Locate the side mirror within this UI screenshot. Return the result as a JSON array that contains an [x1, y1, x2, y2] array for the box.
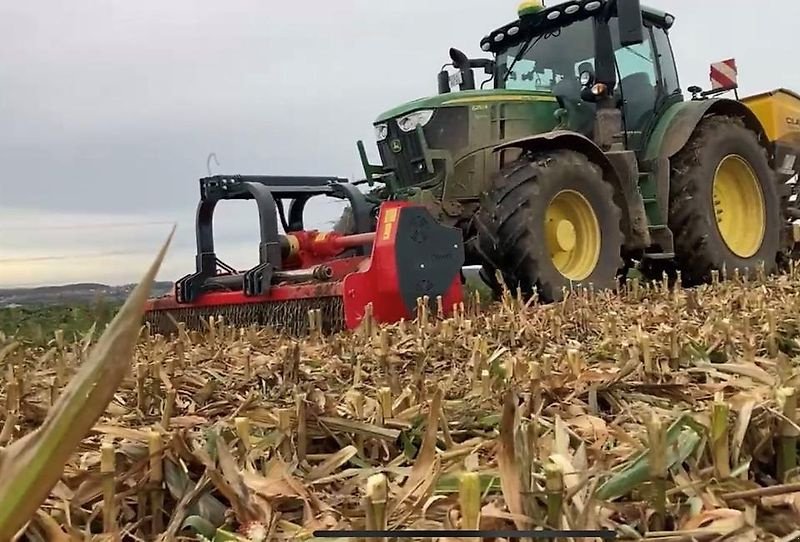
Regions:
[[616, 0, 644, 46]]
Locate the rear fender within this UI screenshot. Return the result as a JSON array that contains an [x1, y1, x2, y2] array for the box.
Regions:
[[646, 98, 769, 162], [494, 130, 645, 249]]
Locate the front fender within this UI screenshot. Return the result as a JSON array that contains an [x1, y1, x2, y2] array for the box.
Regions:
[[493, 130, 647, 249], [494, 130, 621, 190], [495, 129, 600, 154]]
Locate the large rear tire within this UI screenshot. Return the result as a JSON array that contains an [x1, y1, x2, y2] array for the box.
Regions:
[[669, 115, 781, 284], [474, 150, 624, 301]]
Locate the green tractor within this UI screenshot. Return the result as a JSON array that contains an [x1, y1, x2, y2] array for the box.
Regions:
[[350, 0, 800, 300]]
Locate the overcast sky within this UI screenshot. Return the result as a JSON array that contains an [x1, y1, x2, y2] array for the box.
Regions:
[[2, 0, 799, 287]]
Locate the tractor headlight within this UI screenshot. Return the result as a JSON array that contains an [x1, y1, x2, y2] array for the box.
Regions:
[[374, 123, 388, 141], [397, 110, 434, 133]]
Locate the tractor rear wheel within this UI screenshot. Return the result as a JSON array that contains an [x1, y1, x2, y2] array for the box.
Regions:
[[669, 115, 781, 284], [474, 150, 624, 301]]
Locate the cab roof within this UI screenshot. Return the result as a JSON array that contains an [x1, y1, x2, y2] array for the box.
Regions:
[[480, 0, 675, 54]]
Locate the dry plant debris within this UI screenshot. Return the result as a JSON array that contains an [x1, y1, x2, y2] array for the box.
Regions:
[[1, 266, 800, 541]]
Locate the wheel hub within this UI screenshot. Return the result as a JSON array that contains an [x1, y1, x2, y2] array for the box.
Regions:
[[544, 190, 601, 281], [555, 219, 577, 252], [712, 154, 765, 258]]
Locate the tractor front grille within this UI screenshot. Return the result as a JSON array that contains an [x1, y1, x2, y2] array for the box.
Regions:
[[377, 106, 468, 189], [379, 127, 427, 188]]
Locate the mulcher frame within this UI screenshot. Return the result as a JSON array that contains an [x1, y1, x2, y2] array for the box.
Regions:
[[176, 175, 376, 303]]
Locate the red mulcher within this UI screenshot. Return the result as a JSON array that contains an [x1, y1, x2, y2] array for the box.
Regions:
[[143, 175, 464, 336]]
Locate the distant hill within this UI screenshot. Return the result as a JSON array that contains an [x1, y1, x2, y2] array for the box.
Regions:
[[0, 281, 174, 307], [0, 267, 489, 308]]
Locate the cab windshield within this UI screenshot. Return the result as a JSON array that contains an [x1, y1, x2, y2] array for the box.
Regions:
[[494, 17, 596, 96]]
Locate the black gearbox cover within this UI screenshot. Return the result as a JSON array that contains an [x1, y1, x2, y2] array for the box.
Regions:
[[394, 207, 465, 314]]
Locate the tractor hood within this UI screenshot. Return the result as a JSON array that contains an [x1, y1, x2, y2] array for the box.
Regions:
[[372, 87, 561, 194], [374, 89, 557, 124]]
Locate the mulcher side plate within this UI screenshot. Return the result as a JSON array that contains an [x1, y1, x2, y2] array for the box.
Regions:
[[342, 202, 464, 328]]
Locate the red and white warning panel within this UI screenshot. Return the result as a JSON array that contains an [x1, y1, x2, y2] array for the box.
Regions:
[[710, 58, 738, 90]]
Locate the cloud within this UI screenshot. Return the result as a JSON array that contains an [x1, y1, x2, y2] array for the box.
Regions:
[[0, 0, 490, 214], [0, 194, 350, 287]]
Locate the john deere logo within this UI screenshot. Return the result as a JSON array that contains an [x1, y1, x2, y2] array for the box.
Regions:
[[390, 139, 402, 153]]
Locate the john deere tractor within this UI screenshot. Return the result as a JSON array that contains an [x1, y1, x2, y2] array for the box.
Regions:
[[351, 0, 800, 300]]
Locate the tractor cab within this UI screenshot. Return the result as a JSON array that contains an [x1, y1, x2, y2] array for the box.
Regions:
[[434, 0, 681, 149], [475, 0, 681, 152]]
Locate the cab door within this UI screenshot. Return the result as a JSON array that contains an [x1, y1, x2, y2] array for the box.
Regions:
[[611, 20, 683, 152], [610, 22, 658, 151]]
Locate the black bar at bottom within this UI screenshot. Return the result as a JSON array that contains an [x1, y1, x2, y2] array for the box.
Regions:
[[312, 530, 616, 539]]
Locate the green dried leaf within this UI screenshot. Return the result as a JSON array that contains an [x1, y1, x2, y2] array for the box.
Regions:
[[182, 515, 217, 538], [181, 516, 251, 541], [213, 528, 252, 541], [398, 429, 419, 460], [596, 414, 704, 500], [435, 472, 501, 494], [164, 459, 227, 528]]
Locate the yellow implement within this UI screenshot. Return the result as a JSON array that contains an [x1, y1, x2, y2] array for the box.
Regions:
[[742, 88, 800, 244], [742, 88, 800, 145]]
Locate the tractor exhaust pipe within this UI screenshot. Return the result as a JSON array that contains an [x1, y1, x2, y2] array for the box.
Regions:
[[449, 48, 476, 91], [438, 70, 451, 94]]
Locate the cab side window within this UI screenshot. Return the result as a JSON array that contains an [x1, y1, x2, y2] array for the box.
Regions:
[[651, 26, 681, 96], [615, 39, 657, 86]]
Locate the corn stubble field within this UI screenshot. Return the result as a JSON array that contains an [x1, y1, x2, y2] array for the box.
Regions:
[[2, 254, 800, 541]]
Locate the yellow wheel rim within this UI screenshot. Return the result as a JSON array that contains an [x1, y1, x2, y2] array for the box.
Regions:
[[544, 190, 601, 281], [712, 154, 765, 258]]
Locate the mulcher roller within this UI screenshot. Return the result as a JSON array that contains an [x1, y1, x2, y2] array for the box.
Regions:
[[143, 175, 465, 336]]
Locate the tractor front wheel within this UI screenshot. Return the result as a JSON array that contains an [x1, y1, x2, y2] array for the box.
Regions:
[[669, 115, 781, 284], [474, 150, 624, 301]]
